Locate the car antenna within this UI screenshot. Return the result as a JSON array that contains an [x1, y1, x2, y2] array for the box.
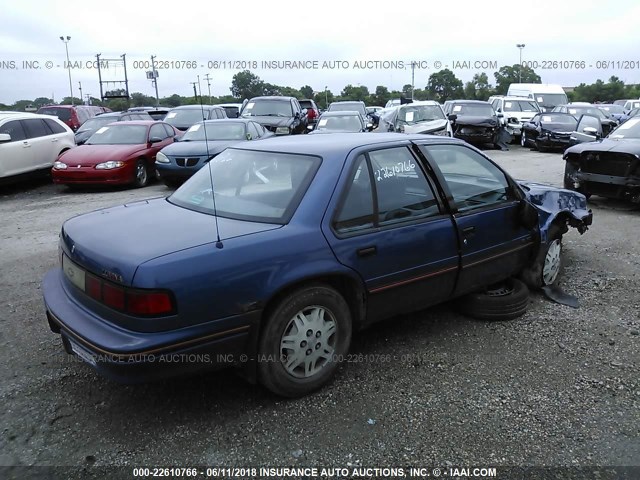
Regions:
[[197, 74, 223, 249]]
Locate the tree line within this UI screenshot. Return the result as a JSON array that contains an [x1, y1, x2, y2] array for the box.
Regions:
[[2, 65, 639, 112]]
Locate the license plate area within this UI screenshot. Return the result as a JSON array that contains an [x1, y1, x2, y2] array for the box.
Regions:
[[68, 338, 97, 367]]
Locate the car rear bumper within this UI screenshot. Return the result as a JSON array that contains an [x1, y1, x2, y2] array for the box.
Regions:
[[43, 269, 257, 383]]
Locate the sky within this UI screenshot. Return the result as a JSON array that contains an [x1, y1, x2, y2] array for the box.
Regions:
[[1, 0, 639, 104]]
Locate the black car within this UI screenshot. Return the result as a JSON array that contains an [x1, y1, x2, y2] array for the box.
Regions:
[[308, 111, 370, 134], [521, 113, 578, 152], [74, 111, 153, 145], [164, 105, 228, 132], [552, 104, 618, 136], [444, 100, 502, 147], [240, 96, 308, 135], [563, 115, 640, 202]]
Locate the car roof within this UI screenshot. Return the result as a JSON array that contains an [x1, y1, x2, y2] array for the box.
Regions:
[[199, 119, 252, 124], [398, 100, 440, 106], [0, 112, 66, 121], [248, 96, 295, 101], [104, 120, 158, 126], [449, 100, 491, 105], [216, 103, 243, 108], [331, 101, 365, 104], [170, 105, 221, 110], [232, 132, 464, 156]]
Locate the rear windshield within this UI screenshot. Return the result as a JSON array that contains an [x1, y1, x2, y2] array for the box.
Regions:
[[451, 104, 494, 116], [165, 109, 209, 127], [38, 107, 71, 121], [328, 103, 366, 115]]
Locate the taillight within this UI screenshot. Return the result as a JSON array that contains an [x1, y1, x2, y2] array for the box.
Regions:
[[127, 291, 173, 316], [86, 274, 102, 300], [103, 283, 126, 310]]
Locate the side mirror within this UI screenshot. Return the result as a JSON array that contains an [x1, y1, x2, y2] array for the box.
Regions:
[[447, 114, 458, 122], [0, 133, 11, 143], [366, 123, 373, 131], [149, 136, 163, 144], [246, 132, 252, 140], [583, 127, 597, 135]]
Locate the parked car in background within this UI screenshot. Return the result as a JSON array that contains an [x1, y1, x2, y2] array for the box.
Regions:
[[377, 101, 451, 136], [444, 100, 502, 147], [127, 107, 171, 121], [42, 133, 591, 397], [216, 103, 244, 119], [299, 99, 321, 128], [36, 105, 111, 132], [366, 106, 384, 115], [385, 99, 401, 108], [627, 108, 640, 120], [489, 96, 540, 139], [52, 121, 180, 188], [75, 111, 154, 145], [506, 84, 568, 111], [327, 101, 369, 125], [164, 105, 227, 132], [0, 112, 75, 183], [622, 99, 640, 114], [564, 116, 640, 202], [240, 96, 308, 135], [308, 111, 370, 134], [521, 113, 578, 151], [552, 104, 618, 136], [596, 104, 628, 123], [156, 119, 274, 187]]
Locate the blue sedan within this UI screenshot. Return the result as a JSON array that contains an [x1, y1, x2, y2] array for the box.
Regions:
[[43, 133, 592, 397]]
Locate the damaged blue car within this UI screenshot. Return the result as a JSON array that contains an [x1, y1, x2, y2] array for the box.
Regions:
[[42, 133, 592, 397]]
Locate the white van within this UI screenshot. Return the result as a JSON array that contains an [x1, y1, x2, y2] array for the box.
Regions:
[[506, 84, 568, 112]]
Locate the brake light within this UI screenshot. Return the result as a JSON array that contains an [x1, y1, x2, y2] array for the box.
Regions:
[[86, 274, 102, 300], [103, 283, 126, 310], [308, 109, 317, 119], [127, 291, 173, 316]]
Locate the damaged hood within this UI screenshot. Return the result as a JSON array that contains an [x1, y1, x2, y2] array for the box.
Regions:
[[452, 115, 498, 128], [564, 138, 640, 156], [246, 116, 293, 128], [402, 119, 449, 134]]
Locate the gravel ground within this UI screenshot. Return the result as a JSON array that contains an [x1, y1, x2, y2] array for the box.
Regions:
[[0, 145, 638, 477]]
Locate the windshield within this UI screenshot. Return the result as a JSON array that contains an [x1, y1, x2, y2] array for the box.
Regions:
[[182, 122, 246, 141], [539, 114, 578, 129], [38, 107, 71, 121], [86, 125, 147, 145], [316, 115, 363, 132], [503, 100, 540, 113], [568, 107, 605, 119], [241, 100, 293, 117], [397, 104, 445, 124], [77, 116, 116, 133], [534, 93, 568, 109], [328, 103, 366, 115], [599, 105, 624, 114], [165, 109, 209, 127], [608, 117, 640, 139], [168, 149, 321, 223], [451, 103, 495, 116]]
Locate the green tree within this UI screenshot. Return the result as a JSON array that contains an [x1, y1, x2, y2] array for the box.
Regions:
[[130, 92, 157, 107], [426, 69, 463, 102], [493, 65, 541, 95], [340, 84, 369, 101], [472, 73, 493, 100], [370, 85, 390, 106], [230, 70, 265, 99], [314, 90, 334, 109], [162, 94, 183, 107], [464, 81, 477, 100], [60, 96, 84, 105], [402, 84, 413, 98], [33, 97, 53, 107], [300, 85, 313, 98]]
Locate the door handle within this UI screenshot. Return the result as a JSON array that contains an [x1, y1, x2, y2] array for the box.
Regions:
[[357, 246, 377, 257], [462, 226, 475, 236], [22, 141, 31, 148]]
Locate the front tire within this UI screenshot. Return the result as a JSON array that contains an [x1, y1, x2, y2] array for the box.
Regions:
[[258, 285, 352, 397], [520, 224, 565, 289], [133, 159, 149, 188]]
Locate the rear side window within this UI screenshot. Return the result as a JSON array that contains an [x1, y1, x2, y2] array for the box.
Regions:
[[44, 119, 67, 134], [0, 120, 28, 142], [38, 108, 71, 121], [22, 119, 53, 138], [334, 155, 375, 233]]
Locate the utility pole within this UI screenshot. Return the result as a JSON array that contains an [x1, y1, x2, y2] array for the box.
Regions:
[[78, 82, 83, 104], [411, 61, 416, 100], [324, 86, 328, 109], [85, 94, 91, 105], [516, 44, 526, 83], [204, 73, 212, 104], [151, 55, 160, 106], [190, 81, 198, 102], [59, 36, 74, 105]]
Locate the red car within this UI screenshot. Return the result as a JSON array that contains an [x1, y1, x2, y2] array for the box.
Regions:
[[52, 121, 180, 188]]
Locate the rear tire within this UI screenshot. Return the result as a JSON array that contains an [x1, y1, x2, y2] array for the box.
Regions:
[[457, 278, 529, 321], [258, 285, 352, 397]]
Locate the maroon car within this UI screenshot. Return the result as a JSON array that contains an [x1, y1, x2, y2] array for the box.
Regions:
[[52, 121, 180, 188]]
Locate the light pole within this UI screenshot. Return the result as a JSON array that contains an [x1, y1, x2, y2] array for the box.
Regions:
[[324, 86, 328, 109], [60, 36, 74, 105], [516, 44, 526, 83]]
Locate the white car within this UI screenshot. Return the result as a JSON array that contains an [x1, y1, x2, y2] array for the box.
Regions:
[[0, 112, 75, 182], [489, 96, 541, 138]]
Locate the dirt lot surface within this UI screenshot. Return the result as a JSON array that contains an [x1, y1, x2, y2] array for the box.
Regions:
[[1, 145, 638, 478]]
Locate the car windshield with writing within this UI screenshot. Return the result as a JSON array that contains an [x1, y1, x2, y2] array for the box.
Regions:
[[539, 114, 578, 129], [76, 116, 117, 133], [534, 93, 568, 110], [609, 117, 640, 139], [168, 148, 321, 224], [454, 104, 495, 116], [181, 122, 246, 141], [85, 125, 147, 145], [328, 102, 367, 116], [397, 105, 445, 124], [599, 105, 624, 114], [165, 110, 209, 129], [242, 100, 293, 117], [504, 100, 539, 113], [316, 114, 363, 132], [568, 107, 607, 119]]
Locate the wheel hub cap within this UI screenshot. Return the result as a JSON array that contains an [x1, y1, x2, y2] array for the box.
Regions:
[[543, 239, 561, 285], [280, 306, 336, 378]]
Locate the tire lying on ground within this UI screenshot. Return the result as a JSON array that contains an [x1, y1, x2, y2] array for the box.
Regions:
[[456, 278, 530, 321]]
